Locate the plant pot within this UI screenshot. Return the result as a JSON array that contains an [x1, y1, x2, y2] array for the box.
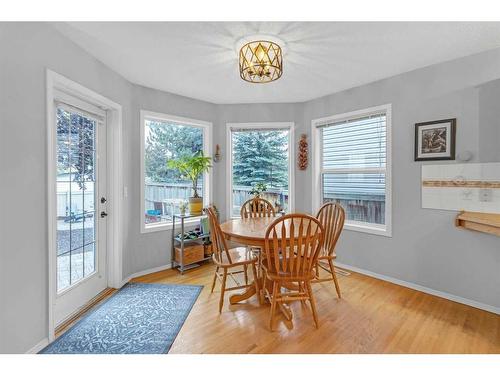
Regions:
[[189, 197, 203, 215]]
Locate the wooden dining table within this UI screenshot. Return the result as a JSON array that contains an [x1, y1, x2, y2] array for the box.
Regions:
[[219, 216, 275, 305], [219, 216, 316, 307]]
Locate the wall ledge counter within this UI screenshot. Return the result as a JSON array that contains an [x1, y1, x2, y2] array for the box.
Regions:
[[455, 211, 500, 236]]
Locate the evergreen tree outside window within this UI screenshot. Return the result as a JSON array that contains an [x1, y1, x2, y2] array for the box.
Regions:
[[228, 123, 294, 217]]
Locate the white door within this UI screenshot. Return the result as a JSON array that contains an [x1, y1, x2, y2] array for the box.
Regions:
[[53, 95, 108, 326]]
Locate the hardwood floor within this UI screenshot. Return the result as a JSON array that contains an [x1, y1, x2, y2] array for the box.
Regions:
[[132, 263, 500, 354]]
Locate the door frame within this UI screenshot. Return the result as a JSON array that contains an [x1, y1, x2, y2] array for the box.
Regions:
[[46, 70, 123, 342]]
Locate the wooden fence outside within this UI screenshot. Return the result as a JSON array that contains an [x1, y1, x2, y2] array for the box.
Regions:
[[144, 182, 383, 223], [145, 182, 289, 217]]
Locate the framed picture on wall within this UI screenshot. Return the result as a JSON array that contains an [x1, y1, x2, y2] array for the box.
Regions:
[[414, 118, 456, 161]]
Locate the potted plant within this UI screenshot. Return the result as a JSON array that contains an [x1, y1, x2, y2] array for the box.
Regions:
[[167, 151, 212, 215], [249, 182, 268, 211], [249, 182, 267, 198]]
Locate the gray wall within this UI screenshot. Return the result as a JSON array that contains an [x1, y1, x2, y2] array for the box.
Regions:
[[0, 23, 219, 353], [298, 50, 500, 310], [127, 86, 216, 276], [1, 23, 500, 353], [478, 79, 500, 162], [0, 23, 133, 353]]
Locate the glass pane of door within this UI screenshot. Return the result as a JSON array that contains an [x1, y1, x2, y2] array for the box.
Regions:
[[56, 106, 97, 292]]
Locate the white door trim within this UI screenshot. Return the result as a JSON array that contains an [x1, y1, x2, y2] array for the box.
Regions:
[[46, 70, 123, 342]]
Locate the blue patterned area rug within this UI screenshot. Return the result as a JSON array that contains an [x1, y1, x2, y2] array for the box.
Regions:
[[40, 283, 202, 354]]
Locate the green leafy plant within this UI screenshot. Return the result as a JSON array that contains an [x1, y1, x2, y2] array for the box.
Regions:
[[167, 151, 212, 198], [250, 182, 268, 197]]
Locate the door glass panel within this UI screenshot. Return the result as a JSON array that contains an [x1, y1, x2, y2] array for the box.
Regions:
[[83, 243, 95, 277], [83, 212, 95, 251], [57, 250, 71, 291], [70, 247, 84, 284], [56, 107, 97, 292]]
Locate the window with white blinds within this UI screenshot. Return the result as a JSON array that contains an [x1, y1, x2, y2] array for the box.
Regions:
[[321, 114, 386, 170], [314, 105, 391, 236]]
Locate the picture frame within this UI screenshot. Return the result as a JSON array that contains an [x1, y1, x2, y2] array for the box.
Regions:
[[414, 118, 456, 161]]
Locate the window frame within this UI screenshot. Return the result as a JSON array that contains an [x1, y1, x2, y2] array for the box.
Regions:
[[226, 122, 295, 220], [140, 110, 213, 233], [311, 104, 392, 237]]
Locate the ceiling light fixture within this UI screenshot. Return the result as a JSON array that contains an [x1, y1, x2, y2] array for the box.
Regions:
[[239, 40, 283, 83]]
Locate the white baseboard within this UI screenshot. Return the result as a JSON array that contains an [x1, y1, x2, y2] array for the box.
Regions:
[[335, 262, 500, 315], [26, 338, 49, 354], [119, 264, 172, 288]]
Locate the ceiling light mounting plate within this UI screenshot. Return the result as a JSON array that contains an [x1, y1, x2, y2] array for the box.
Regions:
[[235, 34, 287, 56]]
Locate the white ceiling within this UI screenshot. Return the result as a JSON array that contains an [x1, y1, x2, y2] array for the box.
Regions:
[[53, 22, 500, 104]]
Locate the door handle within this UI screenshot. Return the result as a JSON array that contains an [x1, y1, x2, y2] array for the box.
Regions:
[[101, 197, 107, 204], [100, 211, 108, 218]]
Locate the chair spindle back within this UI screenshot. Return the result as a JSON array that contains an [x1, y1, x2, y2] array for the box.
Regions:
[[263, 214, 323, 278], [205, 207, 232, 264], [240, 197, 276, 219], [316, 203, 345, 258]]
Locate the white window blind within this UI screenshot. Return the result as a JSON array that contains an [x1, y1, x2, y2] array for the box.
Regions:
[[321, 113, 386, 170], [319, 111, 389, 231]]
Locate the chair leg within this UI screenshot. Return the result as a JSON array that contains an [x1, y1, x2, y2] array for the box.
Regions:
[[211, 266, 219, 293], [258, 250, 263, 278], [219, 268, 227, 313], [243, 264, 248, 285], [251, 262, 263, 305], [298, 281, 307, 307], [262, 268, 270, 303], [329, 259, 341, 298], [315, 263, 320, 278], [306, 281, 319, 328], [269, 281, 279, 331]]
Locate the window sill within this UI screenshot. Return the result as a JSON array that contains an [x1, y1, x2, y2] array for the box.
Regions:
[[344, 221, 392, 237], [141, 218, 200, 234]]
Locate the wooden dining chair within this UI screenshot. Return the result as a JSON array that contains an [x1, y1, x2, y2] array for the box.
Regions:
[[314, 202, 345, 298], [261, 213, 324, 330], [240, 197, 277, 277], [240, 197, 276, 218], [205, 207, 260, 313]]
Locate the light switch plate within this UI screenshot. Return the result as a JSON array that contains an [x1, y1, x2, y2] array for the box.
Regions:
[[479, 189, 493, 202]]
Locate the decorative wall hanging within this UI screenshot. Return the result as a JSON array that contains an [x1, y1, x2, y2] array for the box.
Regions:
[[298, 134, 308, 170], [414, 118, 456, 161], [214, 144, 221, 162]]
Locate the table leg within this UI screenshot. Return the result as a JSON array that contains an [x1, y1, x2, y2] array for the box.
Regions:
[[229, 284, 257, 304], [229, 274, 269, 305]]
